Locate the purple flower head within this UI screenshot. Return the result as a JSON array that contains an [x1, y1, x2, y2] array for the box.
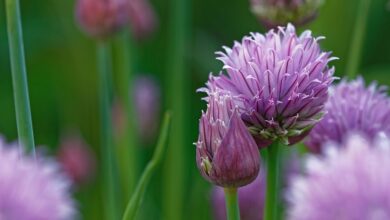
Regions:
[[287, 134, 390, 220], [202, 24, 336, 148], [57, 134, 96, 185], [133, 76, 161, 142], [251, 0, 323, 28], [76, 0, 129, 38], [0, 137, 75, 220], [196, 89, 260, 187], [306, 77, 390, 153], [128, 0, 158, 40], [212, 169, 266, 220]]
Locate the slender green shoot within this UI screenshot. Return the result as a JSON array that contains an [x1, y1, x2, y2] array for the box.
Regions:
[[122, 112, 171, 220]]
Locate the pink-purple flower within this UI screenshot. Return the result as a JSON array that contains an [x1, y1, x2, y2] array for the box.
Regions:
[[57, 134, 96, 185], [196, 90, 260, 187], [0, 137, 75, 220], [287, 134, 390, 220], [306, 77, 390, 153], [201, 24, 335, 148], [128, 0, 158, 40], [76, 0, 129, 38], [251, 0, 323, 28], [133, 76, 161, 142]]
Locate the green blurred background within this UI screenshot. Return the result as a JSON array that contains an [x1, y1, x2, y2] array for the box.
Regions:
[[0, 0, 390, 219]]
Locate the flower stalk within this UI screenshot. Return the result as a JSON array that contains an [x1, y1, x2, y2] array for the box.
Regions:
[[264, 140, 280, 220], [114, 29, 138, 200], [5, 0, 36, 155], [163, 0, 190, 217], [346, 0, 371, 78], [98, 40, 120, 220], [224, 188, 240, 220]]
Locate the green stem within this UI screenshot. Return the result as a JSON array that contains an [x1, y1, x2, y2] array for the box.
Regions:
[[345, 0, 371, 78], [122, 112, 171, 220], [98, 41, 119, 220], [5, 0, 35, 155], [224, 188, 240, 220], [163, 0, 190, 218], [115, 30, 138, 200], [264, 141, 280, 220]]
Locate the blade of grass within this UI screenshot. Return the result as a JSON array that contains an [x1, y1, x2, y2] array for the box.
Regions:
[[122, 112, 171, 220], [345, 0, 372, 78], [5, 0, 36, 155]]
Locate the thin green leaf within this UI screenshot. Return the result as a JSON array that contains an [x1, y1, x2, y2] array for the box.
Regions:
[[122, 112, 171, 220]]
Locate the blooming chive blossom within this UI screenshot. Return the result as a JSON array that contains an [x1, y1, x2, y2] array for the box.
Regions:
[[0, 138, 75, 220], [133, 76, 161, 142], [76, 0, 129, 38], [128, 0, 157, 40], [57, 134, 96, 185], [251, 0, 323, 28], [202, 24, 336, 148], [305, 77, 390, 153], [212, 169, 266, 220], [196, 90, 260, 187], [287, 134, 390, 220]]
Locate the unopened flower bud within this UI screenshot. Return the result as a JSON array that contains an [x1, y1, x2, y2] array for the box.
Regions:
[[76, 0, 129, 39], [196, 90, 260, 188], [251, 0, 323, 28]]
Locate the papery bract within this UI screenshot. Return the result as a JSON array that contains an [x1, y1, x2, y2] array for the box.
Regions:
[[196, 90, 260, 187]]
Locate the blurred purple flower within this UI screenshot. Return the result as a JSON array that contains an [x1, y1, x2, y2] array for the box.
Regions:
[[251, 0, 323, 28], [128, 0, 158, 40], [133, 76, 161, 142], [0, 137, 75, 220], [201, 24, 336, 148], [57, 134, 96, 185], [212, 169, 266, 220], [112, 76, 161, 143], [306, 77, 390, 153], [287, 134, 390, 220], [76, 0, 129, 38], [196, 90, 260, 187]]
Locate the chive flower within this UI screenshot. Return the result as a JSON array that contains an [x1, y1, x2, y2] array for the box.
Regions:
[[287, 134, 390, 220], [128, 0, 157, 40], [196, 89, 260, 187], [305, 77, 390, 153], [133, 76, 161, 142], [76, 0, 129, 38], [0, 137, 75, 220], [251, 0, 323, 28], [201, 24, 335, 148], [57, 134, 96, 185]]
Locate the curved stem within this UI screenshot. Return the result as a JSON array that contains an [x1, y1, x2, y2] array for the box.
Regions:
[[122, 113, 171, 220], [98, 41, 119, 220], [224, 188, 240, 220], [345, 0, 371, 78], [264, 141, 280, 220], [5, 0, 36, 155]]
